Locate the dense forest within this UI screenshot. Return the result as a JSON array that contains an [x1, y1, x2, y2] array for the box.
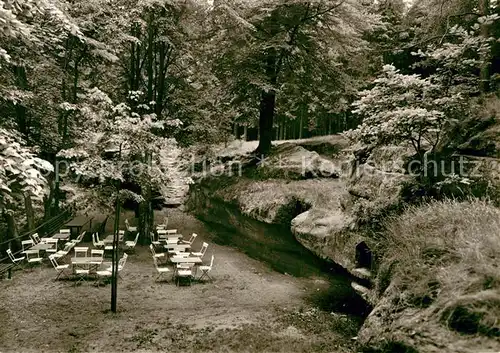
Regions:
[[1, 0, 499, 242]]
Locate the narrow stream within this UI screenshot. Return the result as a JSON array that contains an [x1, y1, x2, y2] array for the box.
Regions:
[[186, 191, 371, 318]]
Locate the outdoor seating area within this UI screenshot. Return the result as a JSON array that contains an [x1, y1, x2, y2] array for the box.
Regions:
[[150, 226, 214, 286], [0, 210, 340, 353], [4, 229, 132, 285], [1, 214, 215, 287]]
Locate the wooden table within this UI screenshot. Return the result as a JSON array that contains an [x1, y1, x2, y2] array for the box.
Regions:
[[71, 257, 103, 272], [165, 238, 181, 245], [169, 256, 202, 264], [171, 256, 202, 279], [159, 235, 183, 241], [164, 244, 191, 251], [52, 233, 70, 240], [65, 216, 93, 239], [30, 243, 53, 251], [103, 232, 124, 244]]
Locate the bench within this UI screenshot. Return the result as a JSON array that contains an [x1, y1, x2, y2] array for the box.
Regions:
[[0, 263, 15, 280]]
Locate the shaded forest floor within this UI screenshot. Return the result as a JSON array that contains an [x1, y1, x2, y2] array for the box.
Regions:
[[206, 135, 348, 158], [0, 213, 361, 353]]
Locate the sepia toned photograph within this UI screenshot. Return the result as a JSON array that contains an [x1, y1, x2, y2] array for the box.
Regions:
[[0, 0, 499, 352]]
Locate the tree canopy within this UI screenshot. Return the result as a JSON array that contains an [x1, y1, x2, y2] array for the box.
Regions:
[[0, 0, 498, 238]]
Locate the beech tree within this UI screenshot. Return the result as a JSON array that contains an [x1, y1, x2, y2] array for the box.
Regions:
[[346, 65, 450, 154], [57, 88, 179, 241], [0, 0, 80, 229], [347, 11, 495, 182], [209, 0, 378, 155], [0, 128, 52, 240]]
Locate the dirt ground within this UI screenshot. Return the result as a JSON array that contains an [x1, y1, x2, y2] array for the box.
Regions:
[[0, 212, 362, 353]]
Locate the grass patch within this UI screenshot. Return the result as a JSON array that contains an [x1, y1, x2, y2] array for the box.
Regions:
[[279, 307, 361, 338], [377, 199, 500, 336], [441, 291, 500, 336]]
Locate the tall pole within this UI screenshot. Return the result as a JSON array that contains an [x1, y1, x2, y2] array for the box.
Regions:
[[111, 194, 121, 313]]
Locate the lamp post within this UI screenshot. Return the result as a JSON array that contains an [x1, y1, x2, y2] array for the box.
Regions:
[[111, 195, 121, 313]]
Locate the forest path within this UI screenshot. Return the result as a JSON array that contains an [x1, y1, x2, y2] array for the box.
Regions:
[[160, 142, 191, 206], [0, 212, 360, 353]]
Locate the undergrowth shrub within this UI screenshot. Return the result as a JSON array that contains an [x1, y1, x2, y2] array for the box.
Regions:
[[376, 199, 500, 334]]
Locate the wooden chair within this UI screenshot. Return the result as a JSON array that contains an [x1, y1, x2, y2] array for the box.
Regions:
[[30, 233, 41, 245], [180, 233, 197, 245], [44, 238, 58, 255], [198, 255, 214, 282], [191, 242, 208, 259], [21, 240, 33, 253], [150, 232, 161, 247], [92, 233, 105, 248], [7, 249, 25, 269], [124, 233, 139, 252], [48, 255, 70, 280], [153, 256, 171, 282], [149, 244, 166, 264], [25, 250, 43, 268], [124, 219, 137, 233], [70, 231, 86, 245], [54, 242, 74, 260], [174, 263, 193, 286], [74, 247, 88, 258]]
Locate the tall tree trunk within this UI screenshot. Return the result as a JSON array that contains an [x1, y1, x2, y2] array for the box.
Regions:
[[135, 46, 141, 91], [13, 65, 29, 137], [256, 51, 277, 156], [54, 180, 60, 214], [146, 13, 154, 102], [243, 125, 248, 141], [138, 153, 153, 244], [132, 24, 141, 93], [44, 179, 55, 220], [4, 210, 19, 251], [72, 56, 81, 104], [59, 37, 72, 138], [156, 42, 167, 116], [59, 78, 65, 135], [24, 193, 35, 230], [61, 54, 82, 147], [299, 114, 303, 139], [130, 41, 136, 90], [479, 0, 491, 92]]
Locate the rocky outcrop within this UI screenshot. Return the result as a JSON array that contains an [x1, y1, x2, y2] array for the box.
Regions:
[[291, 208, 357, 271], [291, 144, 414, 277], [356, 200, 500, 353], [264, 143, 340, 179], [189, 141, 416, 284], [186, 133, 500, 353], [358, 284, 500, 353]]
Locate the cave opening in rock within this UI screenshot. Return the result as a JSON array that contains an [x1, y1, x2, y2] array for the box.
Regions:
[[355, 241, 372, 269]]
